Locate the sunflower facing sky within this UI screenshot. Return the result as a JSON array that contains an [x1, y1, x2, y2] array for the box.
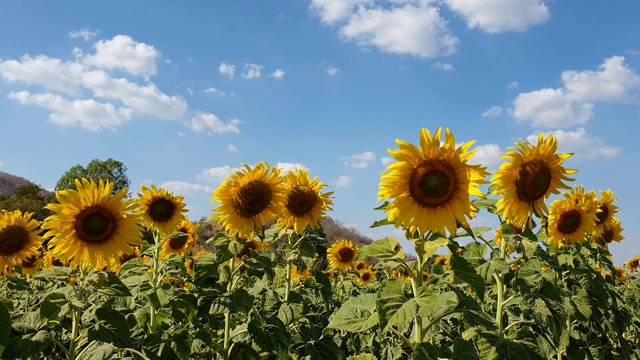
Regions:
[[378, 127, 489, 237], [0, 210, 43, 272], [43, 178, 142, 269], [327, 238, 359, 272], [212, 162, 286, 238], [547, 186, 598, 248], [138, 184, 188, 235], [492, 133, 576, 229], [160, 217, 199, 259], [278, 168, 333, 234]]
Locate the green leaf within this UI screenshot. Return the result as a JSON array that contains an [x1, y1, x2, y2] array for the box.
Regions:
[[348, 354, 378, 360], [477, 257, 509, 282], [414, 286, 438, 319], [278, 302, 303, 326], [228, 342, 261, 360], [453, 338, 479, 359], [411, 342, 439, 360], [32, 266, 72, 279], [326, 293, 379, 333], [359, 237, 404, 260], [0, 302, 9, 356], [463, 241, 488, 259], [101, 271, 132, 296], [76, 341, 115, 360], [4, 330, 52, 359], [248, 317, 290, 353], [376, 279, 414, 331], [450, 254, 485, 298], [423, 237, 449, 258], [40, 291, 69, 320], [292, 336, 341, 360], [87, 308, 132, 348], [193, 253, 219, 286]]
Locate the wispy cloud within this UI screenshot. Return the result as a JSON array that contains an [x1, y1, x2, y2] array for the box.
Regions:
[[270, 69, 285, 79], [219, 62, 236, 78], [481, 105, 503, 118], [341, 151, 376, 168], [433, 62, 454, 71], [335, 175, 355, 186], [68, 28, 100, 42], [242, 63, 264, 79]]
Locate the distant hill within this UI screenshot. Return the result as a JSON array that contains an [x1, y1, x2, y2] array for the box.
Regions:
[[0, 171, 36, 195]]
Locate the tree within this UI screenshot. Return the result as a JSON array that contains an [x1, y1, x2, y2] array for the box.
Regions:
[[0, 183, 55, 221], [55, 158, 131, 195]]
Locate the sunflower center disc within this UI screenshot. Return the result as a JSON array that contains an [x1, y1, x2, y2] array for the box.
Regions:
[[557, 210, 581, 234], [286, 187, 318, 217], [595, 205, 609, 225], [22, 255, 38, 268], [602, 229, 614, 243], [361, 273, 371, 282], [233, 180, 273, 218], [410, 160, 457, 207], [337, 247, 354, 262], [169, 234, 189, 249], [75, 206, 116, 244], [149, 198, 177, 223], [515, 160, 552, 203], [0, 225, 29, 256]]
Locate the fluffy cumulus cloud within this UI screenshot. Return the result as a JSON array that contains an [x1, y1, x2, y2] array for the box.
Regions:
[[197, 165, 240, 184], [159, 180, 213, 196], [443, 0, 549, 33], [0, 35, 240, 133], [341, 151, 376, 168], [311, 0, 458, 58], [512, 56, 640, 127], [526, 128, 621, 162], [380, 156, 394, 166], [219, 62, 236, 78], [270, 69, 286, 79], [276, 162, 308, 173], [242, 63, 264, 79], [335, 175, 355, 186], [470, 143, 503, 171], [326, 66, 340, 76]]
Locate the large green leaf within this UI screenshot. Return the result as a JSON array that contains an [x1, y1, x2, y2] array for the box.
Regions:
[[477, 257, 509, 282], [423, 237, 449, 258], [326, 293, 379, 333], [359, 237, 404, 260], [0, 302, 9, 356], [452, 337, 479, 359], [292, 336, 341, 360], [4, 330, 51, 359], [450, 254, 485, 298], [411, 343, 439, 360], [40, 288, 72, 320], [247, 317, 290, 353], [76, 341, 115, 360], [87, 308, 132, 348], [414, 286, 439, 319], [377, 279, 416, 331]]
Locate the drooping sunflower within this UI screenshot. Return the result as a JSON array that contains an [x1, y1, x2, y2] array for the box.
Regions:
[[598, 216, 624, 244], [327, 238, 359, 272], [492, 133, 577, 229], [614, 266, 627, 285], [278, 168, 333, 234], [625, 255, 640, 272], [43, 178, 142, 269], [235, 239, 270, 262], [42, 250, 68, 268], [212, 162, 286, 238], [593, 189, 618, 235], [160, 217, 199, 259], [19, 252, 43, 276], [547, 186, 598, 248], [138, 184, 188, 235], [0, 210, 43, 271], [378, 127, 489, 237], [357, 268, 376, 285]]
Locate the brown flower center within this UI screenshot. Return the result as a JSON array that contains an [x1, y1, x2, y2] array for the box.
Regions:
[[595, 205, 609, 225], [169, 231, 189, 250], [409, 160, 458, 207], [74, 206, 116, 244], [557, 210, 581, 234], [233, 180, 272, 218], [119, 248, 139, 264], [337, 247, 355, 262], [360, 272, 371, 282], [354, 261, 366, 271], [22, 255, 38, 268], [285, 187, 318, 217], [515, 160, 552, 203], [148, 198, 177, 223], [602, 228, 614, 243], [0, 225, 30, 256]]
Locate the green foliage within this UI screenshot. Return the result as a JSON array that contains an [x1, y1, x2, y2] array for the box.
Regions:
[[0, 183, 54, 220], [54, 158, 130, 195]]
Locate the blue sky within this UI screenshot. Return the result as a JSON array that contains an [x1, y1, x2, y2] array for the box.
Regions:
[[1, 1, 640, 263]]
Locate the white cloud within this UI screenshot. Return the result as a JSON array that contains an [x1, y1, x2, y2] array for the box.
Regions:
[[433, 62, 453, 71], [443, 0, 549, 33], [341, 151, 376, 168], [380, 156, 394, 166], [526, 128, 621, 162], [481, 105, 503, 118], [311, 0, 458, 58], [512, 56, 640, 128], [219, 62, 236, 78], [507, 81, 519, 89], [68, 28, 100, 41], [470, 143, 502, 171], [227, 144, 238, 152], [187, 112, 241, 134], [0, 55, 86, 95], [187, 88, 194, 95], [197, 165, 240, 184], [159, 180, 213, 196], [270, 69, 285, 79], [83, 35, 159, 77], [8, 91, 132, 131], [242, 63, 264, 79], [326, 66, 340, 76], [204, 87, 226, 96], [276, 162, 308, 173], [335, 175, 355, 186]]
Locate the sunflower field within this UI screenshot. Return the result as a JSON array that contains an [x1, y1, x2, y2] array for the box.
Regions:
[[1, 127, 639, 360]]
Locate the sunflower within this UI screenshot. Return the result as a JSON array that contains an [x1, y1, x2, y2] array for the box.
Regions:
[[598, 216, 624, 244], [110, 246, 141, 274], [323, 270, 335, 280], [625, 255, 640, 272], [278, 168, 333, 234], [186, 250, 209, 277], [43, 178, 142, 269], [212, 162, 286, 238], [160, 218, 199, 259], [353, 259, 367, 272], [547, 186, 598, 248], [434, 254, 451, 266], [327, 239, 359, 272], [357, 268, 376, 285], [492, 133, 576, 229], [614, 266, 627, 285], [593, 189, 618, 235], [138, 184, 187, 235], [235, 239, 270, 262], [0, 210, 43, 271], [42, 250, 68, 268], [291, 265, 311, 282], [378, 127, 489, 237], [19, 252, 43, 276]]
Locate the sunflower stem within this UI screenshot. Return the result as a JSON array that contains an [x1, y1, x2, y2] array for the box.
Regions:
[[411, 245, 425, 344], [284, 234, 294, 302], [223, 255, 236, 358], [68, 267, 87, 360], [148, 230, 162, 334], [495, 237, 507, 337]]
